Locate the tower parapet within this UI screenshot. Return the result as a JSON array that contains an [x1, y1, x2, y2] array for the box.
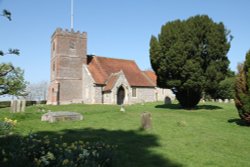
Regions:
[[52, 28, 87, 39]]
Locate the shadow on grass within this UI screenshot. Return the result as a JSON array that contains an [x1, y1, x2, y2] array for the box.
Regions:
[[228, 118, 250, 127], [155, 103, 222, 110], [0, 128, 183, 167]]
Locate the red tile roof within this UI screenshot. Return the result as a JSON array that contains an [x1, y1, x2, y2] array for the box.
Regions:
[[142, 70, 157, 86], [87, 56, 155, 87], [103, 74, 119, 92]]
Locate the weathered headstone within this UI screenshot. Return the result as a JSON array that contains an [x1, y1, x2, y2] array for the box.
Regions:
[[21, 100, 26, 112], [141, 112, 152, 130], [224, 99, 229, 103], [230, 99, 235, 103], [10, 100, 17, 112], [16, 100, 21, 112], [41, 111, 83, 123], [164, 96, 171, 104], [10, 100, 25, 112], [120, 105, 125, 112], [218, 99, 223, 103]]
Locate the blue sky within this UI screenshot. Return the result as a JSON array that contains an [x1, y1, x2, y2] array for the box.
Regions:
[[1, 0, 250, 83]]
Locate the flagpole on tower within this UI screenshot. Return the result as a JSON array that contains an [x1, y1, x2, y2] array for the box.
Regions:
[[71, 0, 74, 30]]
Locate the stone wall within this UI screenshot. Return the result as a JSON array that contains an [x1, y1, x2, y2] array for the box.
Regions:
[[129, 87, 156, 104], [156, 88, 175, 101], [94, 86, 103, 104], [82, 65, 95, 104], [103, 92, 112, 104], [58, 80, 83, 104], [47, 81, 59, 105]]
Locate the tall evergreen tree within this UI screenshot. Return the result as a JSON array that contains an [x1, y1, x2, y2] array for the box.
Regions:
[[235, 51, 250, 123], [150, 15, 231, 108]]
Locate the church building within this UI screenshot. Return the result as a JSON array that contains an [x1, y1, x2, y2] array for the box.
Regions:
[[47, 28, 174, 105]]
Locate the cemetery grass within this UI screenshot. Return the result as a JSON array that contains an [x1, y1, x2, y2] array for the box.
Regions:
[[0, 102, 250, 167]]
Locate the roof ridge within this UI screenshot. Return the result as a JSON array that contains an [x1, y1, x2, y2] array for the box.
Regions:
[[94, 55, 136, 62]]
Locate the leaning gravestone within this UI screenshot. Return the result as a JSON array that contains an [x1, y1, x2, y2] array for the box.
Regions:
[[41, 111, 83, 123], [164, 96, 172, 104], [141, 112, 152, 130]]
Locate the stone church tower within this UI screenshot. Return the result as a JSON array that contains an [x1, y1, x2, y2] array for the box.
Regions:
[[47, 28, 87, 105]]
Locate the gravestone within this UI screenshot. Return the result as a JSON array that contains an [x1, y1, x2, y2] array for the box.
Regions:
[[141, 112, 152, 130], [21, 100, 26, 112], [224, 99, 229, 103], [41, 111, 83, 123], [120, 105, 125, 112], [10, 100, 26, 112], [218, 99, 223, 103], [164, 96, 171, 104], [16, 100, 21, 112], [10, 100, 17, 112], [230, 99, 235, 103]]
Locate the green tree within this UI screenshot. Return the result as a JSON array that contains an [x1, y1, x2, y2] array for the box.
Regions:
[[0, 9, 27, 96], [150, 15, 231, 108], [0, 63, 26, 96], [217, 76, 235, 100], [235, 51, 250, 123]]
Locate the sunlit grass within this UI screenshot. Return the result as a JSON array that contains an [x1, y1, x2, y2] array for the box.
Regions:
[[0, 101, 249, 167]]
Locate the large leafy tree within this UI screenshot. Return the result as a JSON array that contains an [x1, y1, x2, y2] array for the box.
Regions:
[[235, 51, 250, 123], [150, 15, 231, 108], [0, 9, 27, 96]]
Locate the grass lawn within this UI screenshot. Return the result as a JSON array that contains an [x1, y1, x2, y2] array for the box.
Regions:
[[0, 101, 249, 167]]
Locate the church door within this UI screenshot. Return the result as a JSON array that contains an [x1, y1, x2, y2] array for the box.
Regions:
[[117, 86, 125, 105]]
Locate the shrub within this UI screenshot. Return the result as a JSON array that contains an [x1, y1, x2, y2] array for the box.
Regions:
[[217, 77, 235, 100], [235, 50, 250, 123], [26, 100, 37, 106], [0, 134, 116, 167], [0, 118, 17, 136], [0, 101, 11, 108]]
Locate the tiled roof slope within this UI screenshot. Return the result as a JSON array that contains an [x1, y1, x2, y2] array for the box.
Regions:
[[87, 56, 155, 87], [103, 74, 119, 92], [142, 70, 157, 86]]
